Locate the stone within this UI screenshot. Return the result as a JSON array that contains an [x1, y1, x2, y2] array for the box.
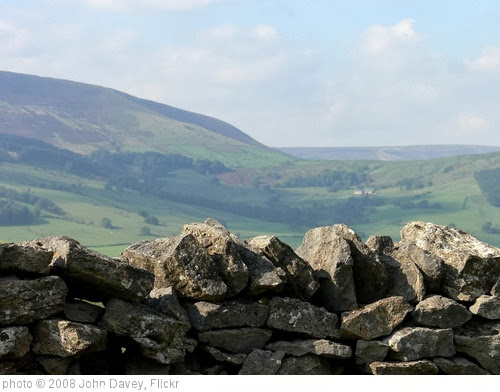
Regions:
[[0, 242, 52, 275], [246, 235, 319, 301], [0, 276, 67, 325], [36, 356, 72, 375], [32, 319, 107, 358], [277, 354, 332, 375], [200, 345, 247, 366], [120, 234, 228, 301], [492, 278, 499, 297], [267, 296, 340, 339], [147, 288, 189, 323], [197, 328, 272, 354], [340, 296, 412, 340], [355, 340, 389, 365], [238, 349, 285, 375], [266, 339, 351, 359], [0, 327, 32, 360], [182, 219, 249, 297], [353, 254, 390, 305], [378, 252, 426, 303], [453, 320, 500, 374], [433, 356, 490, 375], [184, 300, 268, 331], [392, 242, 444, 293], [100, 298, 195, 365], [23, 236, 154, 302], [412, 294, 472, 328], [365, 235, 394, 253], [64, 300, 104, 324], [400, 221, 500, 301], [234, 241, 286, 296], [368, 360, 439, 375], [385, 327, 455, 361], [295, 225, 357, 311], [469, 295, 500, 319]]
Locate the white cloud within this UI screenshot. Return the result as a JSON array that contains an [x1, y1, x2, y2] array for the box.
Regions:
[[251, 25, 278, 41], [467, 47, 500, 71], [457, 114, 487, 133], [362, 19, 418, 55]]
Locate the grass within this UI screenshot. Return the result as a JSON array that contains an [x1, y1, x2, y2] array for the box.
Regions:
[[1, 151, 499, 256]]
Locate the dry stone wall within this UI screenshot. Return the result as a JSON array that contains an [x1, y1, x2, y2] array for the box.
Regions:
[[0, 219, 499, 375]]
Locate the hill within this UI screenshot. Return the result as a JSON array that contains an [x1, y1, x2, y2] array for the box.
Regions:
[[1, 71, 500, 256], [0, 70, 289, 168], [279, 145, 500, 161]]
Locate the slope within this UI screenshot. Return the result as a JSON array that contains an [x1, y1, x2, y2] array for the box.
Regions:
[[0, 70, 289, 168]]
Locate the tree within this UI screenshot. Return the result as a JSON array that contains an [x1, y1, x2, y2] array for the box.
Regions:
[[101, 217, 113, 229], [139, 226, 151, 236]]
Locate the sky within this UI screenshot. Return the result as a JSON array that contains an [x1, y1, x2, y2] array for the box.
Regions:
[[1, 0, 500, 147]]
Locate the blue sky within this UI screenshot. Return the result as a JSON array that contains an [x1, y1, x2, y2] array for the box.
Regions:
[[1, 0, 500, 147]]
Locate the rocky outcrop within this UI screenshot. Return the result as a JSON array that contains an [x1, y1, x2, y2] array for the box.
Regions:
[[0, 219, 498, 375]]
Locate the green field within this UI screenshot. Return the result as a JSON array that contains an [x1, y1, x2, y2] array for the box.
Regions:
[[1, 151, 499, 257]]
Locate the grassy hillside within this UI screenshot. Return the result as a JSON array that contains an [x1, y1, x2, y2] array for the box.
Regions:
[[0, 71, 290, 168], [1, 144, 499, 256]]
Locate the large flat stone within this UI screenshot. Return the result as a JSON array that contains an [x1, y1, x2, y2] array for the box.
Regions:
[[23, 236, 154, 302], [340, 296, 412, 340], [0, 276, 67, 325]]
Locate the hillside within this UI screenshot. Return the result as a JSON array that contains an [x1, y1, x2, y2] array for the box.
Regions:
[[0, 70, 289, 168], [1, 71, 500, 256], [279, 145, 500, 161]]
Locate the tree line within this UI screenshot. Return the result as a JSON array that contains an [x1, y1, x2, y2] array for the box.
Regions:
[[474, 168, 500, 207]]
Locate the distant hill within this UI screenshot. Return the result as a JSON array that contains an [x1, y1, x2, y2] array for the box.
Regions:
[[279, 145, 500, 161], [0, 71, 287, 167]]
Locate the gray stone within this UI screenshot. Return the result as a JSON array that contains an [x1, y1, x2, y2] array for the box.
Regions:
[[433, 356, 490, 375], [200, 345, 247, 366], [234, 241, 286, 296], [355, 340, 389, 365], [400, 221, 500, 301], [412, 294, 472, 328], [378, 252, 426, 303], [121, 234, 228, 301], [246, 235, 319, 301], [277, 354, 332, 375], [0, 327, 32, 360], [32, 319, 107, 358], [0, 276, 67, 325], [392, 242, 444, 293], [340, 296, 412, 340], [238, 349, 285, 375], [492, 278, 499, 297], [453, 320, 500, 374], [184, 300, 268, 331], [295, 225, 357, 311], [36, 356, 72, 375], [147, 288, 189, 323], [368, 360, 439, 375], [267, 296, 340, 339], [385, 327, 455, 361], [100, 298, 195, 365], [0, 242, 52, 275], [24, 236, 154, 302], [197, 328, 272, 354], [266, 339, 351, 359], [365, 235, 394, 253], [64, 300, 104, 324], [182, 219, 249, 297], [469, 295, 500, 319]]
